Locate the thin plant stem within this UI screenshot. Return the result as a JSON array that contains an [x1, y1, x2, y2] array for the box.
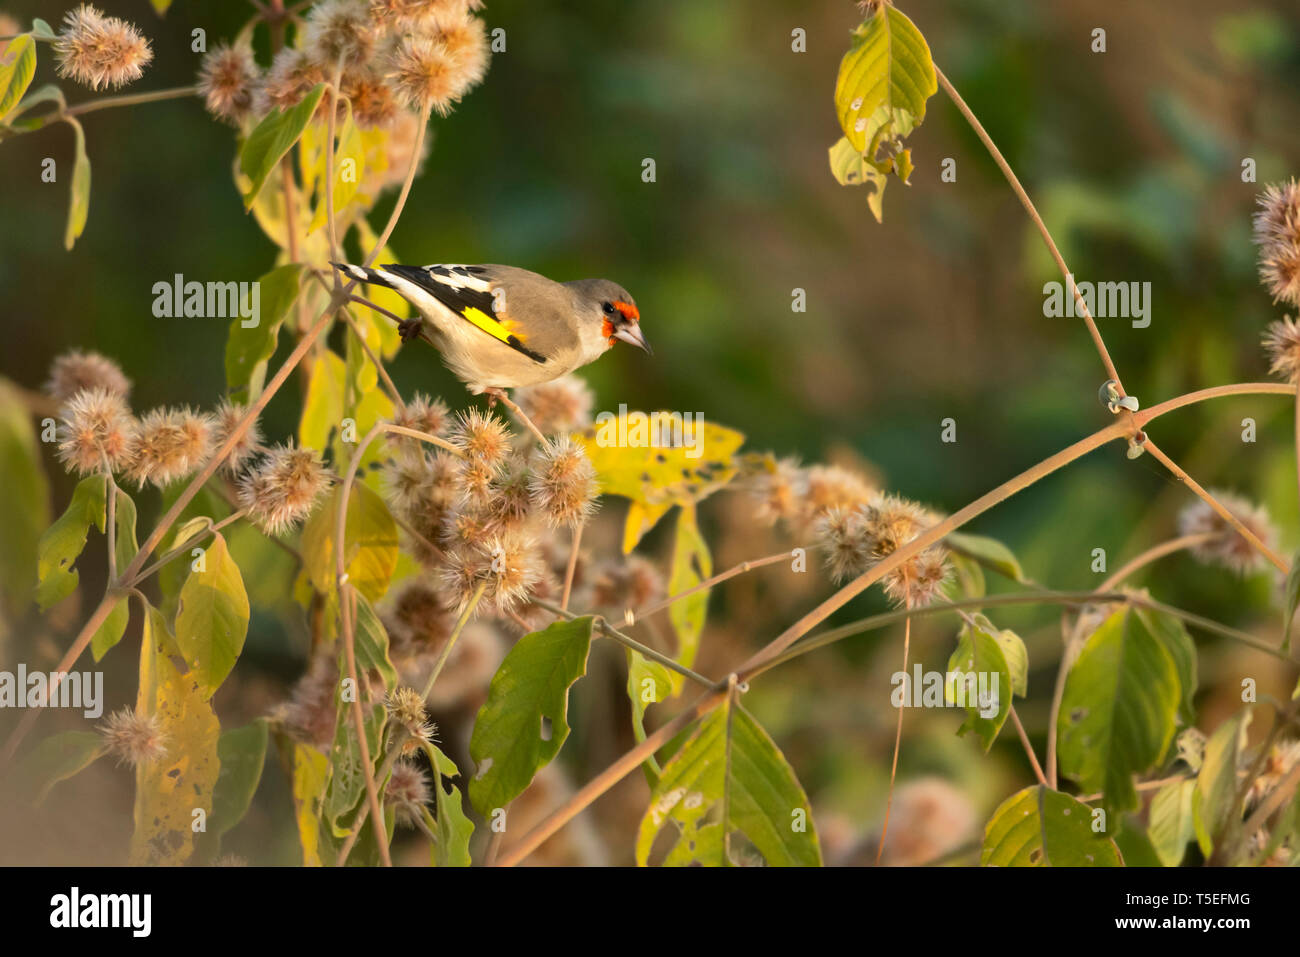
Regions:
[[632, 550, 792, 623], [336, 422, 396, 866], [934, 65, 1123, 393], [1009, 706, 1048, 787], [105, 468, 118, 583], [1094, 533, 1215, 593], [1143, 438, 1288, 573], [534, 599, 712, 686], [129, 509, 248, 585], [324, 68, 343, 271], [490, 390, 548, 445], [343, 308, 405, 411], [562, 523, 582, 610], [420, 581, 487, 701], [336, 726, 411, 866], [65, 85, 198, 117], [360, 103, 431, 268], [349, 294, 406, 327], [876, 615, 911, 865]]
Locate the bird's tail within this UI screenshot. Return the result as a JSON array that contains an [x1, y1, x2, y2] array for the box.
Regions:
[[331, 262, 393, 289]]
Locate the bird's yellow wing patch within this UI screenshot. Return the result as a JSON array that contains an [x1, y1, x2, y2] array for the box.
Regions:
[[461, 306, 524, 345]]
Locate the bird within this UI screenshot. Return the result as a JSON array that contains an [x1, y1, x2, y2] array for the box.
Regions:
[[331, 261, 651, 397]]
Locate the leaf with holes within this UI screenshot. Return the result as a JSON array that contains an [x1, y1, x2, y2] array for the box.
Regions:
[[130, 602, 221, 866], [424, 742, 474, 867], [468, 616, 593, 816], [1057, 606, 1180, 823], [35, 474, 106, 610], [981, 785, 1121, 866], [636, 698, 820, 867], [577, 412, 744, 508]]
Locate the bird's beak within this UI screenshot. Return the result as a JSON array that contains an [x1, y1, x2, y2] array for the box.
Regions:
[[613, 322, 652, 356]]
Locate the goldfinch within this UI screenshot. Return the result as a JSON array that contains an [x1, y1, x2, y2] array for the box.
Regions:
[[333, 262, 651, 395]]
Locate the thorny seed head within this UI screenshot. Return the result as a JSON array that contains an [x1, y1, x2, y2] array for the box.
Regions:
[[54, 4, 153, 91], [1262, 316, 1300, 384], [816, 493, 951, 608], [750, 457, 805, 527], [443, 531, 544, 616], [99, 707, 167, 767], [802, 464, 874, 523], [45, 350, 131, 404], [386, 760, 431, 826], [213, 398, 263, 476], [384, 12, 489, 115], [125, 406, 215, 488], [342, 67, 401, 129], [1244, 739, 1300, 811], [479, 460, 535, 534], [273, 656, 339, 750], [530, 436, 599, 528], [303, 0, 376, 71], [385, 686, 434, 741], [57, 387, 137, 476], [258, 48, 326, 114], [512, 375, 595, 435], [1254, 179, 1300, 307], [198, 42, 260, 125], [1177, 490, 1277, 575], [588, 556, 665, 616], [238, 442, 333, 536], [449, 407, 512, 467]]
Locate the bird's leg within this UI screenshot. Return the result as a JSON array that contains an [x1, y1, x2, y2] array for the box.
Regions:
[[398, 319, 423, 343], [482, 388, 549, 445]]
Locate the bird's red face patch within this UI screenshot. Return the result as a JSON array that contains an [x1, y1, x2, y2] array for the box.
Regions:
[[613, 300, 639, 322]]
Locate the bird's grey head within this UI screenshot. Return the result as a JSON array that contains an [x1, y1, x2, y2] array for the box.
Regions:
[[566, 278, 651, 355]]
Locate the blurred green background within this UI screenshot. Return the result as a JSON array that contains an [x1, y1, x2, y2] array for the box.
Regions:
[[2, 0, 1300, 864]]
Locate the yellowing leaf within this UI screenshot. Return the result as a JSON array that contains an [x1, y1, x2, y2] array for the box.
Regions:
[[835, 5, 937, 154], [981, 786, 1121, 866], [289, 740, 329, 866], [300, 484, 399, 602], [0, 34, 36, 122], [622, 500, 672, 554], [130, 603, 221, 866], [577, 412, 744, 507], [174, 533, 250, 698], [63, 117, 91, 250], [668, 505, 710, 688]]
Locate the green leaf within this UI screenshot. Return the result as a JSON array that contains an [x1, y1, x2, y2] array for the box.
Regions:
[[5, 83, 64, 125], [835, 5, 937, 154], [195, 719, 268, 861], [300, 483, 399, 602], [0, 34, 36, 122], [322, 697, 386, 834], [828, 135, 872, 187], [351, 591, 399, 689], [1148, 778, 1196, 867], [968, 612, 1028, 696], [35, 474, 106, 610], [627, 649, 674, 784], [945, 615, 1012, 750], [174, 533, 250, 698], [1133, 604, 1198, 725], [1193, 709, 1251, 857], [224, 263, 304, 398], [981, 785, 1121, 866], [131, 602, 221, 866], [30, 19, 55, 40], [946, 531, 1026, 582], [425, 743, 474, 867], [63, 117, 90, 250], [468, 617, 594, 815], [1282, 545, 1300, 653], [577, 412, 744, 507], [945, 551, 985, 603], [0, 379, 50, 619], [110, 486, 139, 573], [636, 700, 820, 867], [1057, 606, 1180, 822], [17, 730, 106, 804], [240, 84, 326, 210], [668, 505, 711, 687], [1113, 817, 1163, 867], [89, 593, 129, 661], [150, 0, 174, 15]]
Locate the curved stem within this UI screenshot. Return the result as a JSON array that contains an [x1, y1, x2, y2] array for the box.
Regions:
[[64, 85, 198, 118], [342, 308, 405, 411], [1009, 706, 1048, 787], [359, 103, 431, 269], [934, 65, 1123, 393], [632, 549, 792, 623], [1143, 438, 1288, 574], [561, 523, 582, 610], [1094, 533, 1215, 593], [1135, 382, 1295, 425]]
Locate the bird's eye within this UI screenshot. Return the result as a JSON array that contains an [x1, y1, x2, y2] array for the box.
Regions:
[[602, 302, 615, 315]]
